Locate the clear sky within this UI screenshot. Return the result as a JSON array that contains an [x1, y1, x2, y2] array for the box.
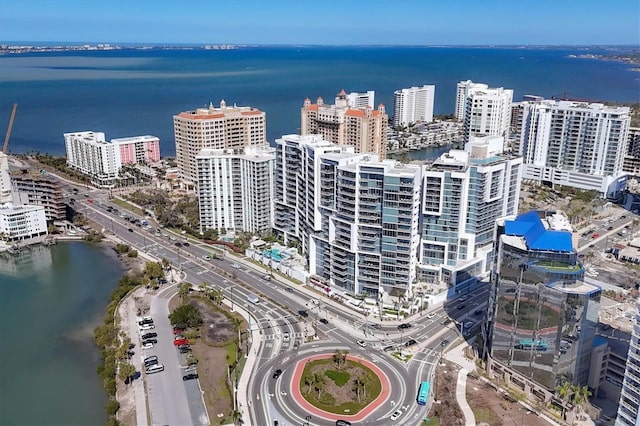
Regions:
[[1, 0, 639, 46]]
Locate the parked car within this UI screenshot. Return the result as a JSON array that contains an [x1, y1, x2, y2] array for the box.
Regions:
[[142, 338, 158, 345], [141, 332, 157, 340], [272, 369, 282, 379], [142, 342, 154, 349], [173, 338, 189, 346], [144, 356, 158, 367], [182, 373, 199, 381], [139, 324, 155, 331]]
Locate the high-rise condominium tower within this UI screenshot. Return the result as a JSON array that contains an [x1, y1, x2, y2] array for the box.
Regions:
[[393, 85, 436, 127], [301, 90, 388, 160], [197, 145, 275, 235], [174, 101, 266, 184], [513, 99, 630, 197], [487, 211, 600, 399], [615, 298, 640, 426]]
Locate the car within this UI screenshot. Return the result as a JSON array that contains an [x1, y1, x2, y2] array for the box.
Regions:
[[608, 226, 614, 231], [293, 341, 299, 350], [459, 296, 468, 302], [442, 318, 453, 325], [426, 313, 436, 319], [285, 287, 294, 293], [262, 275, 271, 280], [319, 318, 329, 325], [179, 346, 192, 354], [397, 323, 412, 330], [183, 242, 189, 247], [142, 338, 157, 345], [273, 369, 283, 379], [457, 304, 466, 310], [144, 356, 158, 367], [231, 263, 241, 269], [390, 410, 403, 421], [142, 342, 154, 349], [174, 242, 182, 247], [592, 233, 600, 238], [182, 373, 199, 381], [621, 215, 627, 219], [174, 334, 186, 340], [128, 228, 134, 232], [383, 345, 396, 352], [174, 338, 189, 346], [336, 421, 352, 426], [298, 310, 309, 318], [473, 309, 483, 316], [357, 340, 367, 348], [202, 255, 211, 261], [141, 332, 157, 340], [405, 339, 417, 347], [282, 332, 290, 342], [139, 324, 155, 331], [173, 327, 185, 334]]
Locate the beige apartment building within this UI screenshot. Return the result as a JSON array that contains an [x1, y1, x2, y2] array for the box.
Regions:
[[301, 90, 388, 160], [173, 100, 266, 184]]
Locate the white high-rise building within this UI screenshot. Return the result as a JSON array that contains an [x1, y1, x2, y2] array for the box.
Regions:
[[514, 99, 630, 197], [393, 85, 436, 127], [616, 298, 640, 426], [174, 101, 266, 184], [64, 131, 121, 188], [197, 145, 275, 235], [418, 135, 523, 292], [0, 152, 11, 205], [455, 80, 488, 122], [463, 86, 513, 143], [346, 91, 375, 109], [0, 203, 47, 242]]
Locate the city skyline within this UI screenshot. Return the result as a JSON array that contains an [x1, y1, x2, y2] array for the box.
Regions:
[[1, 0, 639, 46]]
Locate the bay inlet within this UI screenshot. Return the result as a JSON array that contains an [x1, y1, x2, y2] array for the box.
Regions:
[[0, 242, 123, 426]]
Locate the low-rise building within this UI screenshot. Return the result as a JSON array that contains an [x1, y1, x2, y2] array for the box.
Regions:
[[0, 203, 48, 242]]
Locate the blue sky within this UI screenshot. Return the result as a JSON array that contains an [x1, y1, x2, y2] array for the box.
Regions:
[[1, 0, 639, 45]]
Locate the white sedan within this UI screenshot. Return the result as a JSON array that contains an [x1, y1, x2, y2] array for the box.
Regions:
[[357, 340, 367, 348]]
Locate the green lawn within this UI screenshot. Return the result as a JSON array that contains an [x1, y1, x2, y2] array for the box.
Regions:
[[325, 370, 350, 386]]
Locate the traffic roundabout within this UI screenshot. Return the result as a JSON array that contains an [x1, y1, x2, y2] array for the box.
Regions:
[[290, 353, 391, 422]]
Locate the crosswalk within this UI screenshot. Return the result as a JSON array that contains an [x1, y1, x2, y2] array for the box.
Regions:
[[260, 331, 306, 341]]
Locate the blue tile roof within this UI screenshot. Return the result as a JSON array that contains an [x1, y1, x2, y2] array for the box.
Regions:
[[504, 211, 574, 252]]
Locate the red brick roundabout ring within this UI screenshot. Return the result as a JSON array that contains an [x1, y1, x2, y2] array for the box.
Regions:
[[290, 353, 391, 422]]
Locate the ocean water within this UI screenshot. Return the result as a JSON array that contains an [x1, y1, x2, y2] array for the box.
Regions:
[[0, 46, 639, 157], [0, 242, 122, 426]]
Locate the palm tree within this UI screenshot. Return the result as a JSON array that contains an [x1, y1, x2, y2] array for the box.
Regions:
[[555, 381, 573, 420], [571, 385, 592, 424], [303, 373, 315, 394], [178, 282, 191, 303], [333, 349, 343, 369], [314, 373, 325, 398], [342, 350, 349, 368]]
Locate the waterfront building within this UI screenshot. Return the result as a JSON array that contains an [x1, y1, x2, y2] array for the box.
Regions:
[[0, 203, 48, 242], [455, 80, 488, 122], [111, 135, 160, 165], [346, 90, 375, 109], [393, 85, 435, 127], [0, 152, 11, 205], [10, 169, 65, 221], [622, 127, 640, 177], [487, 210, 601, 400], [64, 131, 120, 188], [462, 86, 513, 143], [513, 99, 630, 197], [301, 90, 388, 160], [616, 299, 640, 426], [173, 101, 266, 185], [418, 135, 522, 293], [197, 145, 275, 235]]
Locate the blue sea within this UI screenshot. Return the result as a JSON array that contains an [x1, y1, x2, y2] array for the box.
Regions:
[[0, 46, 639, 157]]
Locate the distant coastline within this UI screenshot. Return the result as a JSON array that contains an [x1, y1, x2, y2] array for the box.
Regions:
[[567, 50, 640, 69]]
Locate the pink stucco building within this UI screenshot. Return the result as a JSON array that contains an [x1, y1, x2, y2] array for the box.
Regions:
[[111, 135, 160, 164]]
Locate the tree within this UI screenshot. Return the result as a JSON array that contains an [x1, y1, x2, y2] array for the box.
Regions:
[[303, 373, 315, 393], [144, 261, 164, 280], [314, 373, 325, 398], [572, 385, 592, 423], [118, 362, 136, 385], [169, 304, 203, 329], [333, 349, 343, 369], [178, 282, 192, 303], [555, 381, 573, 420]]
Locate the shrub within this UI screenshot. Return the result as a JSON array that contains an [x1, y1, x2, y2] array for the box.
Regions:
[[105, 399, 120, 415]]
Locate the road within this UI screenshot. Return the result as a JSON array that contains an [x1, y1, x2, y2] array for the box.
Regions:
[[58, 182, 487, 426]]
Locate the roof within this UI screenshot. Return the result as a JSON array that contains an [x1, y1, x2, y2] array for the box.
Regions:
[[504, 211, 573, 252]]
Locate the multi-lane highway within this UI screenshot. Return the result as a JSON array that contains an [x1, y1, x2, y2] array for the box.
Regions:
[[60, 183, 487, 426]]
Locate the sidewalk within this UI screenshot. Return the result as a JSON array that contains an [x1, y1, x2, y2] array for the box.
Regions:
[[444, 341, 476, 426]]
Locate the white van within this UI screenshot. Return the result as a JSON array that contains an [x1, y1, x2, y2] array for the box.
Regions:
[[145, 364, 164, 374]]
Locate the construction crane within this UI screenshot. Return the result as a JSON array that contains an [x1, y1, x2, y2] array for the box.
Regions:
[[2, 103, 18, 154]]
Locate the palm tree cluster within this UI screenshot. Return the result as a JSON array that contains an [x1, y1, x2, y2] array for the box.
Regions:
[[554, 381, 592, 423]]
